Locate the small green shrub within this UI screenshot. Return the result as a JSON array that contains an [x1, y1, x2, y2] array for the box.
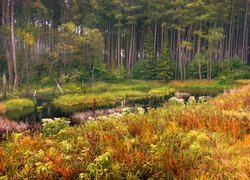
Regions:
[[187, 96, 196, 106], [42, 118, 71, 137], [168, 97, 185, 106]]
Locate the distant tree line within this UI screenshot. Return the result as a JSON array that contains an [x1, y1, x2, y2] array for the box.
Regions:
[[0, 0, 249, 92]]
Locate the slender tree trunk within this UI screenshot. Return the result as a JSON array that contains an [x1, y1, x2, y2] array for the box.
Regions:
[[117, 28, 121, 68], [2, 0, 13, 92], [154, 19, 157, 57], [111, 30, 115, 68], [25, 45, 29, 84], [2, 72, 6, 98], [197, 24, 202, 80], [132, 26, 137, 69], [10, 0, 18, 90], [126, 33, 129, 71], [242, 0, 248, 62], [235, 14, 240, 55], [177, 28, 183, 80], [161, 22, 164, 56], [107, 24, 111, 69], [228, 3, 234, 59], [128, 24, 134, 74], [140, 29, 145, 58]]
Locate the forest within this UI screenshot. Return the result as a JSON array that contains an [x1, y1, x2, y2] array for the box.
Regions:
[[0, 0, 250, 179], [0, 0, 249, 90]]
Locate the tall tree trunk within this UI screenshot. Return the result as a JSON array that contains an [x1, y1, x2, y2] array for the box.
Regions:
[[132, 26, 137, 69], [235, 14, 240, 55], [117, 28, 121, 68], [10, 0, 18, 90], [228, 3, 234, 59], [197, 24, 202, 80], [161, 22, 164, 56], [128, 24, 134, 74], [242, 0, 248, 62], [107, 25, 111, 69], [177, 28, 183, 80], [2, 72, 6, 98], [2, 0, 13, 92], [126, 33, 129, 71], [154, 19, 157, 57]]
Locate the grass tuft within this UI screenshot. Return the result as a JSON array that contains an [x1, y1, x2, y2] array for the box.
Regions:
[[4, 98, 35, 112]]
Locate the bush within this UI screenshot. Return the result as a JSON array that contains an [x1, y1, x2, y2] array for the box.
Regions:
[[0, 117, 29, 136], [107, 67, 127, 82], [168, 97, 185, 106], [218, 56, 250, 82], [42, 118, 71, 137], [0, 103, 6, 114]]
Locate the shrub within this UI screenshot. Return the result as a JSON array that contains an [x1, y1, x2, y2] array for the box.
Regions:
[[42, 118, 71, 137], [0, 117, 29, 137], [168, 97, 185, 106], [0, 103, 6, 114]]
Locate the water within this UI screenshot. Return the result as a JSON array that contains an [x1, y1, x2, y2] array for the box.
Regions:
[[5, 88, 224, 122]]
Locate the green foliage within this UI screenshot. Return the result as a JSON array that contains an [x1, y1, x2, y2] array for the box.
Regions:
[[108, 67, 127, 82], [132, 30, 157, 80], [156, 57, 175, 82], [42, 118, 71, 137], [218, 56, 250, 83], [132, 59, 146, 79], [206, 27, 224, 43], [187, 96, 196, 106], [93, 62, 109, 81], [4, 98, 35, 112], [157, 52, 175, 82], [84, 151, 113, 179], [53, 81, 174, 107], [168, 79, 232, 90], [156, 31, 175, 82], [168, 97, 185, 106], [187, 53, 207, 79]]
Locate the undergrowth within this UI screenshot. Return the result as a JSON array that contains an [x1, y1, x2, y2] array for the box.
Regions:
[[0, 84, 249, 179]]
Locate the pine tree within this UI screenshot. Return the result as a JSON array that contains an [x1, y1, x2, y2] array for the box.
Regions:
[[143, 29, 157, 80], [156, 30, 174, 82]]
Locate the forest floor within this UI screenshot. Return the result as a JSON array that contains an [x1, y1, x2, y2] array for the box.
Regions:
[[0, 81, 249, 178]]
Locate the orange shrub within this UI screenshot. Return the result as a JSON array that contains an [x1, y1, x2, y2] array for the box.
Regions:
[[0, 103, 5, 114]]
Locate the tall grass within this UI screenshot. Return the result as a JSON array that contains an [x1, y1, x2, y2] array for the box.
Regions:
[[4, 98, 35, 112], [169, 79, 232, 89], [53, 87, 174, 107]]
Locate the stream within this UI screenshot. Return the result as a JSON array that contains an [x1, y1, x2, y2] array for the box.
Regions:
[[4, 88, 224, 122]]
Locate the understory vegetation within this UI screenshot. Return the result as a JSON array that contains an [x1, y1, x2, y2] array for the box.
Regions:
[[0, 84, 249, 179]]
